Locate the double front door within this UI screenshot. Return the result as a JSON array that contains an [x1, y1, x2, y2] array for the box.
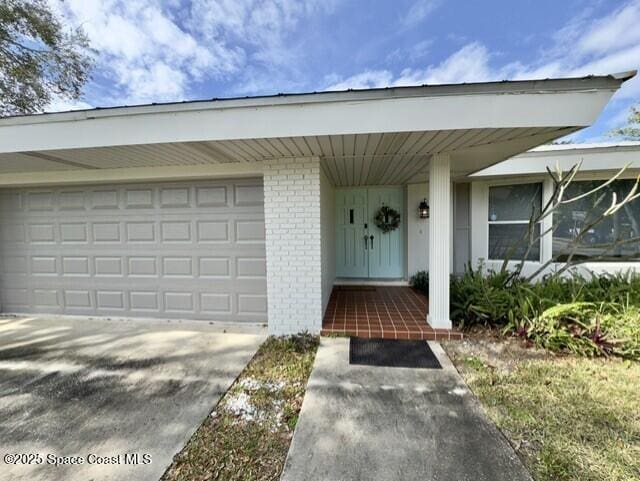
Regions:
[[336, 186, 404, 278]]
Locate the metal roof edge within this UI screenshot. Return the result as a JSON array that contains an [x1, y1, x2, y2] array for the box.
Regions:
[[0, 71, 635, 127]]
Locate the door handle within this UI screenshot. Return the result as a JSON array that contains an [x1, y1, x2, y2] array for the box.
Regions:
[[364, 235, 368, 250], [370, 235, 374, 249]]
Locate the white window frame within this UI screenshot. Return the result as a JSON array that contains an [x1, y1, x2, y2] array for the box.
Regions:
[[486, 181, 544, 263]]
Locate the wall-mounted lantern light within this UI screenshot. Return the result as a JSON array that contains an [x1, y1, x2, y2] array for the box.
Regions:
[[419, 198, 429, 219]]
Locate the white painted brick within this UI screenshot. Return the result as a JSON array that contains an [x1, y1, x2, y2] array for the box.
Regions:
[[264, 157, 323, 336]]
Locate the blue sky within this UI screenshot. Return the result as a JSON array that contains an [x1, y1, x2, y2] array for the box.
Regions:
[[50, 0, 639, 142]]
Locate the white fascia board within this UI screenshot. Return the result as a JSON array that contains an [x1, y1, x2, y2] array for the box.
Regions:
[[0, 89, 617, 154], [0, 162, 264, 188], [474, 144, 640, 177], [530, 141, 640, 152]]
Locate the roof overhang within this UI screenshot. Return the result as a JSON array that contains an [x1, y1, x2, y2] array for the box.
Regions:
[[472, 141, 640, 179], [0, 71, 635, 187]]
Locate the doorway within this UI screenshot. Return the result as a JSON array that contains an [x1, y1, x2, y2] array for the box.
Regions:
[[335, 186, 404, 278]]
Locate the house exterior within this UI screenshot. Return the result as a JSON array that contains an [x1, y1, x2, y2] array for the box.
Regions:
[[0, 71, 636, 335]]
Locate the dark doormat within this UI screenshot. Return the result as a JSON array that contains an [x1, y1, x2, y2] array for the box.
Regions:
[[349, 338, 442, 369]]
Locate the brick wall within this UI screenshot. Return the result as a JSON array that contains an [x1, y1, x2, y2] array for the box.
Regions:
[[263, 157, 322, 335]]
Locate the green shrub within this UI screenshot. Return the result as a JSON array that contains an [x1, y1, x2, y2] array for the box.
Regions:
[[450, 264, 527, 328], [506, 302, 640, 360], [449, 264, 640, 359], [528, 270, 640, 308], [410, 270, 429, 295]]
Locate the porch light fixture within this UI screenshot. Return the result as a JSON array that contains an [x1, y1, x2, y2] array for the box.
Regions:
[[419, 199, 429, 219]]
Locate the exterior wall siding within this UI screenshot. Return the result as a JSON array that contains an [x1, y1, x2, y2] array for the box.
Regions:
[[453, 183, 471, 274], [407, 182, 469, 278], [264, 157, 323, 335], [320, 166, 336, 314], [407, 183, 429, 278]]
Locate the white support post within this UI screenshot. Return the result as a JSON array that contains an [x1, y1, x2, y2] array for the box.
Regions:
[[428, 153, 452, 329]]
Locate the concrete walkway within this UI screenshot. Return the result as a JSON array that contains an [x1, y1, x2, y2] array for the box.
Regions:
[[281, 338, 531, 481], [0, 316, 265, 481]]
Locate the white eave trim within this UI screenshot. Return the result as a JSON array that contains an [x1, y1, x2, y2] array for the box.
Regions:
[[0, 73, 633, 154], [472, 142, 640, 178], [0, 162, 265, 188]]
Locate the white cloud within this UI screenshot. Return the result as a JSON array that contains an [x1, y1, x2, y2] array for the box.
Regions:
[[45, 98, 93, 113], [188, 0, 341, 92], [328, 1, 640, 100], [502, 1, 640, 101], [575, 1, 640, 56], [325, 70, 393, 91], [49, 0, 339, 106], [117, 62, 187, 103], [410, 39, 434, 61], [400, 0, 442, 29], [50, 0, 239, 105], [326, 42, 495, 90], [396, 42, 495, 85]]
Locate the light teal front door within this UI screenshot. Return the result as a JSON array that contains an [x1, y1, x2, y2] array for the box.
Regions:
[[335, 186, 404, 278], [368, 187, 404, 278], [336, 188, 369, 278]]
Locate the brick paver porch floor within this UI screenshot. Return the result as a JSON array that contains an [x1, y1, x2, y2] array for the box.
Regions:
[[321, 286, 463, 341]]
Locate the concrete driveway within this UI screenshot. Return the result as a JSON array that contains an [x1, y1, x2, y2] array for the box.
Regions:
[[0, 316, 265, 481]]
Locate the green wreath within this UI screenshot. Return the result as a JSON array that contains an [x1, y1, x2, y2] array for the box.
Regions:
[[374, 206, 401, 233]]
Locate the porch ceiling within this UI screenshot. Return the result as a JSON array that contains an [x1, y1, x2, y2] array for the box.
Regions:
[[0, 126, 573, 182], [0, 72, 634, 186]]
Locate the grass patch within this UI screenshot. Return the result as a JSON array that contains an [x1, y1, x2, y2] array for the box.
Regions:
[[162, 334, 319, 481], [444, 336, 640, 481]]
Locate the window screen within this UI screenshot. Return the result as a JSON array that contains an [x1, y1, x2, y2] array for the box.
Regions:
[[553, 179, 640, 261], [488, 183, 542, 261]]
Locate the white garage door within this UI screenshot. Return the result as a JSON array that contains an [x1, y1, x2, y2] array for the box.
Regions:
[[0, 179, 267, 322]]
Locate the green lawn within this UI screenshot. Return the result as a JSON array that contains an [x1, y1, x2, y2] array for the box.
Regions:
[[162, 335, 319, 481], [444, 336, 640, 481]]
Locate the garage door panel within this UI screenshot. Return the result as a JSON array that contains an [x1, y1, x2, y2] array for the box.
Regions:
[[0, 191, 23, 211], [197, 220, 230, 242], [0, 223, 25, 242], [31, 256, 58, 275], [32, 288, 61, 308], [236, 257, 267, 278], [91, 190, 119, 209], [27, 192, 55, 211], [200, 293, 232, 314], [198, 257, 230, 277], [129, 291, 160, 311], [237, 294, 268, 314], [93, 222, 121, 243], [3, 255, 27, 274], [59, 191, 86, 210], [64, 290, 92, 308], [196, 186, 227, 206], [0, 179, 266, 322], [96, 290, 125, 310], [29, 223, 56, 243], [235, 220, 266, 242], [128, 256, 158, 276], [1, 287, 29, 308]]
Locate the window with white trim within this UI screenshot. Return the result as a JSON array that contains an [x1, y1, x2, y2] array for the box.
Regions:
[[553, 179, 640, 261], [488, 183, 542, 261]]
